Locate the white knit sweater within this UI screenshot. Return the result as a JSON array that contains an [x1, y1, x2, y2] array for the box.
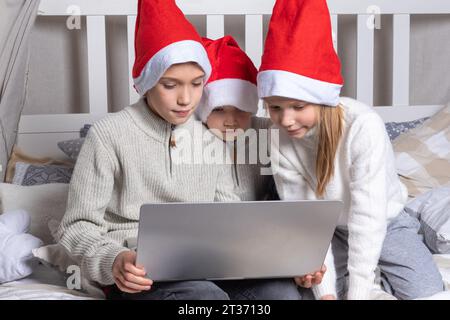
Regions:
[[57, 98, 239, 286], [270, 97, 408, 300]]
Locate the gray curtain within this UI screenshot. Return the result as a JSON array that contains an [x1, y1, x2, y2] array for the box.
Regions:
[[0, 0, 40, 181]]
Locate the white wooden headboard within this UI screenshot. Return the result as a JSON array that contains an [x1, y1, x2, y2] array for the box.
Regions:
[[18, 0, 450, 159]]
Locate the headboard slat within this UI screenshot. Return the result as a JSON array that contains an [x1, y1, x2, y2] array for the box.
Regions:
[[206, 15, 225, 40], [245, 15, 264, 69], [331, 14, 339, 53], [356, 14, 375, 106], [38, 0, 450, 16], [392, 14, 411, 107], [86, 16, 108, 114], [127, 15, 140, 105]]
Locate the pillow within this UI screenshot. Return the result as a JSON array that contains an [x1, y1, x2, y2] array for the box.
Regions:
[[80, 124, 92, 138], [384, 117, 429, 141], [0, 210, 43, 284], [0, 183, 69, 245], [12, 162, 73, 186], [5, 146, 73, 183], [55, 124, 91, 162], [393, 103, 450, 198], [57, 138, 85, 161], [404, 185, 450, 254]]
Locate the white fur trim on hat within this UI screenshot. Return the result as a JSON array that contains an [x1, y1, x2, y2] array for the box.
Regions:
[[134, 40, 212, 96], [196, 79, 259, 123], [257, 70, 342, 107]]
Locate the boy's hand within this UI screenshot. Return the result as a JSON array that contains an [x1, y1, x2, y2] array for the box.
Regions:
[[294, 264, 327, 288], [112, 250, 153, 294]]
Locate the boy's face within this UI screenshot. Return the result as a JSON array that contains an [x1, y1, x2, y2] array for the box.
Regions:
[[265, 96, 319, 139], [206, 106, 252, 141], [145, 63, 205, 125]]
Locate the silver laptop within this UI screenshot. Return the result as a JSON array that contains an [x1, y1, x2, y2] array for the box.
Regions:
[[136, 200, 343, 282]]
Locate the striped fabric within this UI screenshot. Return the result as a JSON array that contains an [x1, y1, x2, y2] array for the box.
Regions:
[[393, 103, 450, 198]]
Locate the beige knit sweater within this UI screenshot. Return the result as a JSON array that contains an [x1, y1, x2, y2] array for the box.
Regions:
[[57, 98, 239, 285]]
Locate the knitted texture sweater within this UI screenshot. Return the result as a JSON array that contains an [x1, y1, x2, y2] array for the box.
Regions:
[[57, 99, 239, 285], [271, 97, 408, 300], [229, 117, 274, 201]]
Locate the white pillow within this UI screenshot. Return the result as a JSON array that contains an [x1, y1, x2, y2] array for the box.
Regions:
[[405, 185, 450, 254], [0, 210, 43, 284], [0, 183, 69, 245]]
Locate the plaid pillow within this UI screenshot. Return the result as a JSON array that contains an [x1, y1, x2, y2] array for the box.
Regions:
[[393, 103, 450, 198], [405, 185, 450, 254]]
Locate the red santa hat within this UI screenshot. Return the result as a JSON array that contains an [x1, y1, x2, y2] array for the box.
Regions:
[[196, 36, 259, 123], [258, 0, 344, 107], [132, 0, 211, 96]]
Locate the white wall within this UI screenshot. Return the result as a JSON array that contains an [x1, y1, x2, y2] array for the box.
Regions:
[[23, 14, 450, 115]]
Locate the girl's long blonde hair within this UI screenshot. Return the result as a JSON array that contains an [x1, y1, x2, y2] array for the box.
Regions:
[[315, 105, 344, 198]]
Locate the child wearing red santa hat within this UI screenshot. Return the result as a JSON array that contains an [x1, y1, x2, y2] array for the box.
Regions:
[[196, 35, 275, 202], [58, 0, 236, 300], [259, 0, 444, 300]]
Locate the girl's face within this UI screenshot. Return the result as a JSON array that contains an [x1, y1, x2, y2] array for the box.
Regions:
[[206, 106, 252, 141], [146, 63, 205, 125], [265, 96, 319, 139]]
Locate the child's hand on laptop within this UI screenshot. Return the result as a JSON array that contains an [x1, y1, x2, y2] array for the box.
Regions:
[[112, 250, 153, 293], [294, 264, 327, 288]]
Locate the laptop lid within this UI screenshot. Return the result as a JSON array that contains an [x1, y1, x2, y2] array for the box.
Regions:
[[136, 200, 342, 282]]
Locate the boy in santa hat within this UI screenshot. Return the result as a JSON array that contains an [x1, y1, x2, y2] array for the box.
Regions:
[[58, 0, 321, 300], [259, 0, 444, 300]]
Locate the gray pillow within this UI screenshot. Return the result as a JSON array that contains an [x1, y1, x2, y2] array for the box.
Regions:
[[404, 186, 450, 254], [57, 138, 85, 161], [80, 124, 92, 138], [12, 162, 73, 186], [384, 117, 429, 141]]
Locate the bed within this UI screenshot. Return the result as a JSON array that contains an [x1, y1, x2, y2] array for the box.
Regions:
[[1, 0, 450, 300]]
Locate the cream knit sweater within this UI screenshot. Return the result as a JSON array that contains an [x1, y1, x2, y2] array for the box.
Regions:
[[271, 97, 408, 300], [58, 99, 239, 286]]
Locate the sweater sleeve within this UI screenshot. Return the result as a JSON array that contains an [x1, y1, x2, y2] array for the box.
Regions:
[[271, 130, 337, 299], [57, 126, 129, 286], [312, 246, 337, 299], [345, 114, 390, 300]]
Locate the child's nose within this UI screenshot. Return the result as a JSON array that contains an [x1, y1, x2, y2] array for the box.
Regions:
[[280, 110, 295, 127], [224, 115, 238, 127], [177, 87, 191, 106]]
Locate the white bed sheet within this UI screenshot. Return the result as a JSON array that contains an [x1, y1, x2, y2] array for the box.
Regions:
[[0, 263, 97, 300], [1, 255, 449, 300]]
